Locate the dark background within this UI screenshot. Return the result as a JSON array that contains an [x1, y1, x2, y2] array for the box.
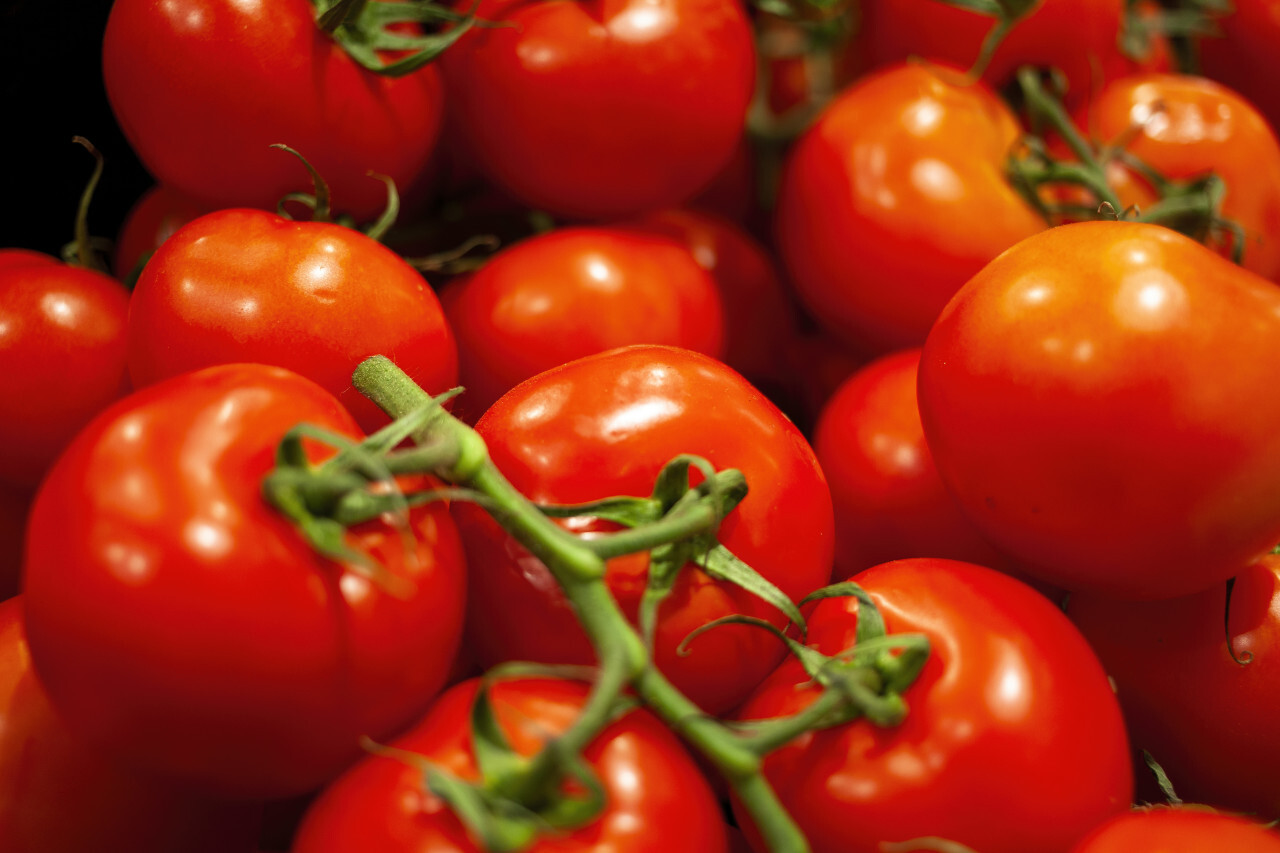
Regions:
[[2, 0, 151, 258]]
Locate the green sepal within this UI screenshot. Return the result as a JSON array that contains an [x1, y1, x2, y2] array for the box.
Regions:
[[800, 581, 886, 644], [677, 614, 827, 675], [315, 0, 483, 78], [425, 765, 541, 853], [536, 495, 663, 527], [1142, 749, 1184, 805], [695, 545, 805, 636]]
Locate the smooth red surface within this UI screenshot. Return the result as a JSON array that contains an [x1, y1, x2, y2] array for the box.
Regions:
[[293, 677, 728, 853], [814, 349, 1000, 578], [0, 253, 130, 488], [444, 227, 725, 421], [1070, 807, 1280, 853], [776, 62, 1044, 354], [21, 365, 467, 798], [919, 221, 1280, 599], [440, 0, 755, 219], [127, 208, 458, 433], [113, 185, 210, 280], [103, 0, 445, 221], [1069, 554, 1280, 818], [455, 346, 834, 714], [735, 559, 1133, 853]]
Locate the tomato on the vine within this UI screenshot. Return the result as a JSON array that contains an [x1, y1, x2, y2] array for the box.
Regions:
[[1070, 807, 1280, 853], [21, 364, 468, 798]]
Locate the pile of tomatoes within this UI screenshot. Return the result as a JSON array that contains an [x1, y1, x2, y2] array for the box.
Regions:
[[4, 0, 1280, 851]]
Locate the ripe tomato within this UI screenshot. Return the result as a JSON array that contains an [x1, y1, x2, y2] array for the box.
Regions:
[[21, 364, 467, 798], [439, 0, 755, 219], [1070, 807, 1280, 853], [0, 249, 130, 489], [775, 62, 1044, 355], [1068, 554, 1280, 818], [102, 0, 445, 221], [113, 185, 209, 281], [442, 227, 725, 422], [918, 221, 1280, 599], [453, 346, 833, 714], [1198, 0, 1280, 136], [813, 348, 1000, 578], [127, 208, 458, 433], [0, 597, 262, 853], [0, 486, 30, 600], [292, 677, 728, 853], [1078, 73, 1280, 281], [734, 559, 1132, 853]]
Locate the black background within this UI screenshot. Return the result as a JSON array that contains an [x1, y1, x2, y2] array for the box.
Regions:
[[2, 0, 151, 258]]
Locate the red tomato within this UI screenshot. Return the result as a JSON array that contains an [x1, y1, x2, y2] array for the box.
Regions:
[[21, 364, 467, 798], [918, 221, 1280, 599], [102, 0, 445, 221], [0, 597, 262, 853], [0, 250, 130, 489], [443, 227, 725, 421], [1199, 0, 1280, 136], [734, 559, 1133, 853], [775, 62, 1044, 355], [1079, 73, 1280, 281], [1070, 807, 1280, 853], [813, 349, 1000, 578], [1068, 554, 1280, 818], [114, 185, 210, 281], [0, 486, 30, 600], [454, 346, 834, 714], [127, 208, 458, 433], [439, 0, 755, 219], [292, 677, 728, 853]]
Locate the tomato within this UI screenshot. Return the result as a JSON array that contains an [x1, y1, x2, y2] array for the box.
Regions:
[[127, 208, 458, 433], [102, 0, 445, 221], [734, 559, 1132, 853], [775, 62, 1044, 355], [1199, 0, 1280, 137], [439, 0, 755, 220], [1067, 554, 1280, 818], [1078, 73, 1280, 281], [113, 185, 210, 281], [813, 349, 1000, 578], [0, 249, 130, 489], [292, 677, 728, 853], [453, 345, 833, 714], [443, 227, 725, 422], [918, 221, 1280, 599], [1070, 807, 1280, 853], [21, 364, 467, 798], [0, 486, 30, 600], [0, 597, 262, 852]]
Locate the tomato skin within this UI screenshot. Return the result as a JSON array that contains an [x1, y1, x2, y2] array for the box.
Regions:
[[0, 597, 263, 853], [0, 255, 130, 489], [1070, 807, 1280, 853], [454, 346, 834, 715], [735, 559, 1133, 853], [1067, 554, 1280, 818], [113, 185, 210, 281], [21, 364, 467, 798], [1080, 73, 1280, 281], [102, 0, 445, 221], [443, 227, 725, 422], [775, 62, 1044, 355], [918, 221, 1280, 599], [293, 677, 728, 853], [439, 0, 755, 220], [1199, 0, 1280, 137], [813, 349, 1000, 578], [127, 208, 458, 433]]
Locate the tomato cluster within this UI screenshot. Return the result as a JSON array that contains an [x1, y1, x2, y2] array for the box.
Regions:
[[4, 1, 1280, 852]]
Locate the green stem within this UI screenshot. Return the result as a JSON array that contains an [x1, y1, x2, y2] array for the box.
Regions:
[[69, 137, 107, 272], [584, 498, 722, 560]]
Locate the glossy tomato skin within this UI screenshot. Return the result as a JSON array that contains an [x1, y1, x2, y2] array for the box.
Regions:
[[776, 62, 1044, 355], [127, 208, 458, 433], [0, 254, 130, 489], [1068, 554, 1280, 818], [440, 0, 755, 220], [113, 185, 210, 281], [1080, 73, 1280, 281], [21, 364, 467, 798], [813, 349, 1000, 578], [454, 346, 834, 715], [919, 221, 1280, 599], [102, 0, 445, 221], [1070, 807, 1280, 853], [293, 677, 728, 853], [443, 228, 725, 421], [1199, 0, 1280, 136], [0, 597, 263, 853], [735, 559, 1133, 853]]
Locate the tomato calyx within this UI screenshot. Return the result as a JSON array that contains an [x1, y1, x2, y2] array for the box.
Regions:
[[269, 143, 406, 240], [309, 0, 483, 78], [930, 0, 1040, 77], [59, 137, 113, 274], [1007, 67, 1247, 263]]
